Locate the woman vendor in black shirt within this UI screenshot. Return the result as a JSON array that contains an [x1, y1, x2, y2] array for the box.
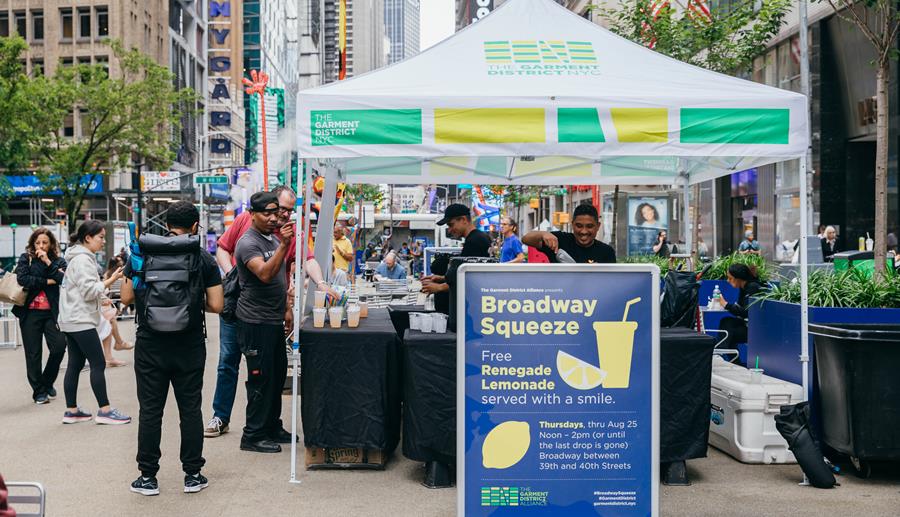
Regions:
[[716, 263, 764, 352]]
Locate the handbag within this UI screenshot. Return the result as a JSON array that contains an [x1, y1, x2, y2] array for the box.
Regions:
[[0, 267, 27, 306]]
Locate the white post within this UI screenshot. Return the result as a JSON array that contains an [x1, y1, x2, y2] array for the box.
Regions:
[[799, 155, 810, 403], [682, 178, 692, 260], [289, 159, 308, 485]]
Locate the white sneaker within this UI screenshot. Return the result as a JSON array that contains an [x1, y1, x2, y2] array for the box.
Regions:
[[204, 416, 228, 437]]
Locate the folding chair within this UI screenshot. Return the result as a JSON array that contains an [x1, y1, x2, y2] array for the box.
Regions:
[[6, 482, 46, 517]]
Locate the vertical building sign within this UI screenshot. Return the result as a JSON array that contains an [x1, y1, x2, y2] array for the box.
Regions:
[[209, 1, 233, 159], [469, 0, 494, 25]]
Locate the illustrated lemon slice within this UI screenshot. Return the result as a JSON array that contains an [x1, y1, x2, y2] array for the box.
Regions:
[[482, 421, 531, 469], [556, 350, 607, 390]]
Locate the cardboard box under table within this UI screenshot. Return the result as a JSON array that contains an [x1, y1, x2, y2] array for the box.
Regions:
[[300, 308, 401, 469]]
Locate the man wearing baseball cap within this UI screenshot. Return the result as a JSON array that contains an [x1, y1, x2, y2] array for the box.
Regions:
[[233, 192, 294, 453], [421, 204, 491, 312]]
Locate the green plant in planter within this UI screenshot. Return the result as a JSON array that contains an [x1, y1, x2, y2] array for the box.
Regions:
[[702, 252, 772, 283], [620, 255, 690, 277], [757, 268, 900, 309]]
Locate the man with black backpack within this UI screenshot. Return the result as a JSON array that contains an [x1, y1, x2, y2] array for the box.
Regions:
[[120, 201, 224, 496]]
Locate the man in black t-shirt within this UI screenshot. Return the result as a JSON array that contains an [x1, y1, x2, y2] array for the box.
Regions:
[[523, 204, 616, 264], [121, 201, 223, 496], [422, 204, 490, 311]]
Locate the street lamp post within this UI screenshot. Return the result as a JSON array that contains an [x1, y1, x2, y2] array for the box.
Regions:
[[10, 223, 17, 256], [243, 70, 271, 190]]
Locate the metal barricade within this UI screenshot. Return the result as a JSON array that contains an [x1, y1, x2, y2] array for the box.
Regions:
[[6, 482, 46, 517], [0, 302, 19, 349]]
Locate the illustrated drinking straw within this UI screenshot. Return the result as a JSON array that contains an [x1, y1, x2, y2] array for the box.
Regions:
[[755, 356, 759, 369], [622, 297, 642, 321]]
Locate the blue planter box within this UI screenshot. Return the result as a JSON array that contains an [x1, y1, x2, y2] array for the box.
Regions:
[[748, 299, 900, 400]]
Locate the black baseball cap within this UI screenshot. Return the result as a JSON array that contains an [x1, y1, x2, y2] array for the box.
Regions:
[[437, 203, 471, 225], [249, 191, 279, 212]]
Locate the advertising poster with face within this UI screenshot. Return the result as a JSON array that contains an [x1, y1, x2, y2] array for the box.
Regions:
[[627, 198, 668, 256]]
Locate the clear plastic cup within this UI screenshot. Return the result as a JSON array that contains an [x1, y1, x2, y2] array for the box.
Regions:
[[409, 313, 421, 331], [328, 307, 343, 329], [347, 305, 361, 328], [749, 368, 764, 384], [433, 313, 448, 333], [313, 308, 326, 328], [359, 300, 368, 318], [420, 313, 434, 333], [314, 290, 326, 309]]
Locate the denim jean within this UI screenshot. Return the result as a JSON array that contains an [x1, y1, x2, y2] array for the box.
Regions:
[[211, 317, 241, 423]]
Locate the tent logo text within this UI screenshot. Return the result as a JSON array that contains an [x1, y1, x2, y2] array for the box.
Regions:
[[484, 40, 599, 76]]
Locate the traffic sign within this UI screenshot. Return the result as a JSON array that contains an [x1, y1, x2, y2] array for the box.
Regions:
[[195, 175, 229, 185]]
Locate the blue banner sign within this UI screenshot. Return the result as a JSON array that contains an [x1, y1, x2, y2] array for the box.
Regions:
[[458, 264, 659, 516], [7, 174, 104, 196]]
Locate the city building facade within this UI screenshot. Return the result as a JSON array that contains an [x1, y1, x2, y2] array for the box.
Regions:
[[384, 0, 418, 64]]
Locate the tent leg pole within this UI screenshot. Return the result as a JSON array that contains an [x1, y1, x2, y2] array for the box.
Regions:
[[289, 159, 308, 485], [799, 156, 810, 403]]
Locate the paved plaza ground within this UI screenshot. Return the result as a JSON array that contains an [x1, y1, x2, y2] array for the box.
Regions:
[[1, 316, 898, 516]]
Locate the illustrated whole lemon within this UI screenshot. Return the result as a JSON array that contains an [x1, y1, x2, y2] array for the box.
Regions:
[[482, 421, 531, 469]]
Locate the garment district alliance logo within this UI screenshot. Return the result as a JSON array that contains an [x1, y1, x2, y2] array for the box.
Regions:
[[483, 40, 600, 76], [481, 486, 549, 507]]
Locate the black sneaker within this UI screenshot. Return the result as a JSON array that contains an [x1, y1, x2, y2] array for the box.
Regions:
[[47, 387, 57, 399], [270, 429, 297, 444], [34, 393, 50, 405], [184, 472, 208, 493], [130, 476, 159, 496], [240, 439, 282, 453]]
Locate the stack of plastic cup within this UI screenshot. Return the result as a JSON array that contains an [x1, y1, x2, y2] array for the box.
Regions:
[[347, 305, 361, 328], [410, 313, 422, 331], [328, 307, 342, 329], [313, 308, 326, 328], [420, 313, 434, 333], [314, 290, 326, 309], [433, 313, 448, 333]]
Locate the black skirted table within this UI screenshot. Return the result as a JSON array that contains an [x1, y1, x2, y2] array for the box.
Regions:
[[401, 328, 457, 487], [300, 308, 402, 457], [397, 326, 714, 486], [659, 327, 715, 485]]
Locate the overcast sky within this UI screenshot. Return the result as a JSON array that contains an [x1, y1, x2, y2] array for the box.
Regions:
[[420, 0, 455, 51]]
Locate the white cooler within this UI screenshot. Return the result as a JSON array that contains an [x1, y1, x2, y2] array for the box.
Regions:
[[709, 357, 803, 464]]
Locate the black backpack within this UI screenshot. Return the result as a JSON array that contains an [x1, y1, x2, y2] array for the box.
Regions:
[[220, 266, 241, 323], [137, 233, 205, 334]]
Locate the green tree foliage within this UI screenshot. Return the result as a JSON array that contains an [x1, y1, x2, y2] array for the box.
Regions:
[[0, 38, 196, 228], [600, 0, 792, 74]]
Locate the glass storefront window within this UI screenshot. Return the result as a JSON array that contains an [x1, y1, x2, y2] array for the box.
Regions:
[[775, 193, 801, 261]]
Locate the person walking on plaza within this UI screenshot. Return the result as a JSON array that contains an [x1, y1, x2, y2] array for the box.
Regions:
[[332, 222, 354, 276], [58, 220, 130, 425], [234, 192, 294, 453], [120, 201, 223, 496], [12, 228, 68, 405], [206, 185, 301, 438], [499, 217, 524, 263], [523, 204, 616, 264]]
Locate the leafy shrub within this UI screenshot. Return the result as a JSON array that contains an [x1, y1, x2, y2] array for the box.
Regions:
[[701, 252, 773, 283], [757, 268, 900, 309]]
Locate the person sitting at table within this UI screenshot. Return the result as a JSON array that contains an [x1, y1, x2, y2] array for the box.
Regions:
[[716, 263, 764, 351], [820, 226, 840, 262], [375, 253, 407, 281]]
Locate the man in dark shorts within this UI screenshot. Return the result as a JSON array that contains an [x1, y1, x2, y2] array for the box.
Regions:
[[523, 204, 616, 264], [121, 201, 224, 496], [234, 192, 294, 453]]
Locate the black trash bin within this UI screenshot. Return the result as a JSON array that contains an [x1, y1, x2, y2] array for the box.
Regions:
[[810, 323, 900, 477]]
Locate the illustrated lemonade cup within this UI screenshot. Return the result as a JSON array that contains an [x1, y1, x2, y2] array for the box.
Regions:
[[592, 297, 641, 389]]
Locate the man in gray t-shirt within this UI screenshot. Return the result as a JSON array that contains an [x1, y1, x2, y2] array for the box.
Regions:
[[232, 191, 294, 453]]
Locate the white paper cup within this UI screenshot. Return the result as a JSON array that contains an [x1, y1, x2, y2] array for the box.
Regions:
[[433, 313, 448, 333], [313, 308, 326, 328], [420, 313, 434, 333], [347, 305, 361, 328], [328, 307, 343, 329], [410, 313, 422, 331], [314, 290, 326, 309]]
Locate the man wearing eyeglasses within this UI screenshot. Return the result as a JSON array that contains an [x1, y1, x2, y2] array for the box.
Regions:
[[204, 186, 329, 440]]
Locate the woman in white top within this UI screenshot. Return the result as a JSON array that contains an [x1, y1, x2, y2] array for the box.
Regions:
[[58, 220, 131, 425]]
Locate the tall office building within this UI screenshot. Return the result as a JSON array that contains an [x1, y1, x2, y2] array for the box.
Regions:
[[384, 0, 419, 64], [455, 0, 505, 30], [323, 0, 387, 82]]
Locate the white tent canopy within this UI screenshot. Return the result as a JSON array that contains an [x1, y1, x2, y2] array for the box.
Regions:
[[296, 0, 808, 185]]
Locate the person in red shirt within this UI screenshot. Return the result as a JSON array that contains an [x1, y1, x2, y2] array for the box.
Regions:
[[205, 186, 329, 438]]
